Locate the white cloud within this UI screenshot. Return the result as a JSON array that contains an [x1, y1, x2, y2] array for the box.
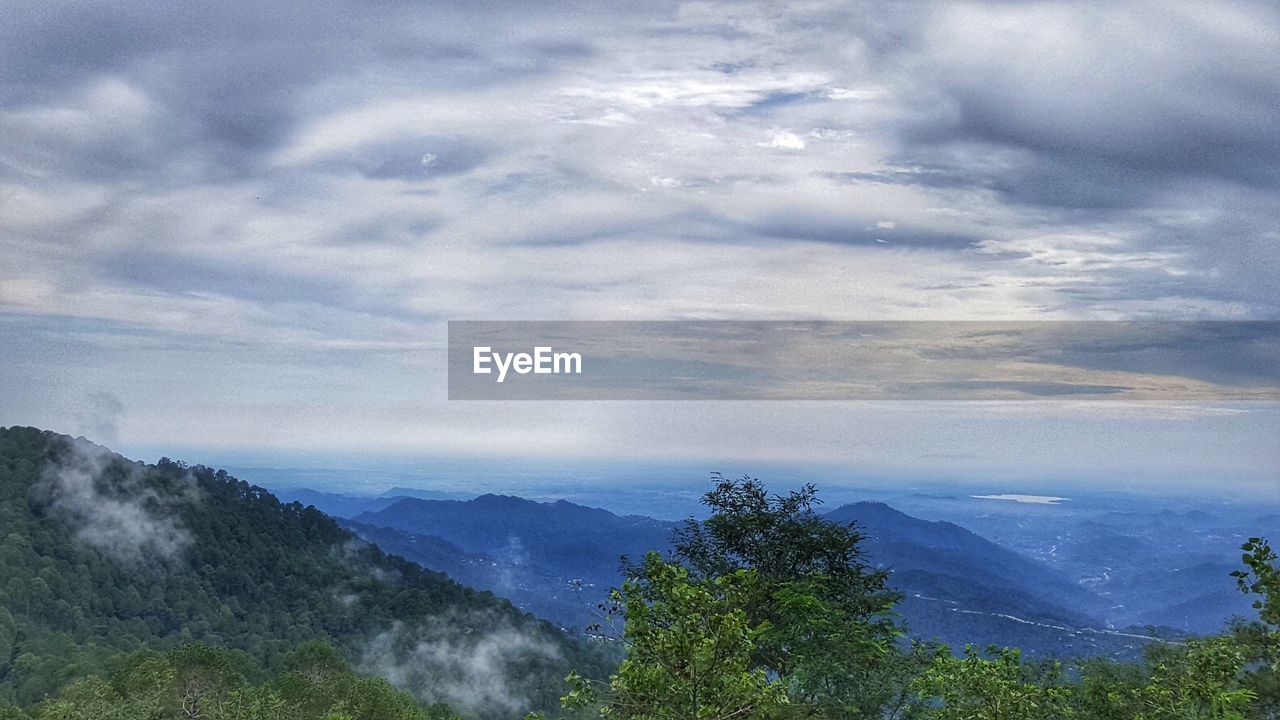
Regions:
[[37, 438, 197, 564], [761, 130, 806, 150]]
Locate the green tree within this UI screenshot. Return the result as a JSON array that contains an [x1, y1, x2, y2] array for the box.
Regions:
[[564, 553, 786, 720], [661, 474, 904, 717], [1230, 537, 1280, 719], [913, 646, 1074, 720], [27, 641, 448, 720], [1233, 538, 1279, 627]]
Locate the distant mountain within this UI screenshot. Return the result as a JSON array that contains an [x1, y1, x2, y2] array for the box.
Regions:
[[1043, 511, 1267, 634], [274, 487, 408, 517], [347, 493, 1146, 658], [269, 487, 470, 520], [821, 502, 1153, 656], [0, 427, 609, 717], [383, 486, 460, 500], [826, 501, 1104, 621], [351, 495, 677, 630], [355, 494, 677, 582]]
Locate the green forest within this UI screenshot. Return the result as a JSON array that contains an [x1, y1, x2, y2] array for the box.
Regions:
[[1, 428, 1277, 719], [0, 427, 612, 718]]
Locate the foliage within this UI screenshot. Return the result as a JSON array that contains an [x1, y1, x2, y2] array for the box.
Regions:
[[563, 553, 787, 720], [668, 475, 905, 717], [0, 426, 610, 718], [1233, 538, 1280, 627], [913, 646, 1074, 720], [572, 476, 913, 719], [19, 640, 456, 720]]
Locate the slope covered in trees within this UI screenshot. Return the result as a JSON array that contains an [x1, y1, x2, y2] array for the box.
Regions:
[[0, 426, 610, 718], [1, 640, 459, 720]]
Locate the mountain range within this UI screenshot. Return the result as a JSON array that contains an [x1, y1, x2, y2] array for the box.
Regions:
[[335, 492, 1184, 658]]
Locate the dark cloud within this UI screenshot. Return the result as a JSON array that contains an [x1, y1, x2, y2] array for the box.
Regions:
[[879, 1, 1280, 215], [751, 211, 980, 248], [907, 380, 1133, 397], [734, 90, 818, 116], [0, 0, 613, 187]]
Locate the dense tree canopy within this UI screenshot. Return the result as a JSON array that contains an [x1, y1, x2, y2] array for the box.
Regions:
[[3, 640, 458, 720], [0, 427, 611, 718]]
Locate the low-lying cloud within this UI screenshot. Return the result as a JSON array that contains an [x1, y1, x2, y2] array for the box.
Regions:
[[360, 615, 564, 716], [38, 437, 197, 564]]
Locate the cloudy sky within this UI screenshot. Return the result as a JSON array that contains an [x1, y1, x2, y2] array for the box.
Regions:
[[1, 1, 1277, 493]]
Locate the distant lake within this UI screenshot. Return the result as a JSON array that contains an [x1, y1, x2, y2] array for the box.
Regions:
[[971, 494, 1069, 505]]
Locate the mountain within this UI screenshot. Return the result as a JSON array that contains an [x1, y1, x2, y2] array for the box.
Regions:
[[354, 494, 676, 569], [336, 519, 594, 631], [350, 495, 677, 630], [273, 487, 409, 518], [825, 502, 1105, 620], [822, 502, 1153, 656], [270, 488, 476, 521], [346, 493, 1148, 658], [0, 427, 609, 718]]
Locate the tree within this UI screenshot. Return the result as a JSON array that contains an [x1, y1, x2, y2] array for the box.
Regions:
[[1233, 538, 1279, 627], [661, 474, 904, 717], [1230, 537, 1280, 718], [913, 646, 1073, 720], [567, 476, 907, 720], [563, 553, 786, 720]]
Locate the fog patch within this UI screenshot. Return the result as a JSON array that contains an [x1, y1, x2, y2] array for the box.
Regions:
[[334, 537, 402, 584], [72, 391, 124, 446], [360, 613, 564, 716], [491, 534, 531, 592], [38, 437, 196, 564]]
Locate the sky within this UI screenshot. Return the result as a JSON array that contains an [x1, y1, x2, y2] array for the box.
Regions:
[[1, 1, 1277, 495]]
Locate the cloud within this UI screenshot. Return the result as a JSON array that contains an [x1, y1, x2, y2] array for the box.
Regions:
[[360, 615, 564, 716], [760, 130, 806, 150], [36, 437, 196, 564], [906, 2, 1280, 191], [0, 0, 1277, 479], [4, 0, 1278, 342], [73, 391, 125, 446]]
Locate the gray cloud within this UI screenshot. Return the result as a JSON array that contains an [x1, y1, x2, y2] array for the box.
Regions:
[[4, 0, 1276, 329], [0, 0, 1277, 477], [73, 390, 124, 445]]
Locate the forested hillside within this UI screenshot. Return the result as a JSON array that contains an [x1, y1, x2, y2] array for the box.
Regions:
[[0, 427, 610, 718]]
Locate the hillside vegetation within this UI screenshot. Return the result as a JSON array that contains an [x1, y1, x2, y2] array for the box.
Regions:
[[0, 427, 611, 718]]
